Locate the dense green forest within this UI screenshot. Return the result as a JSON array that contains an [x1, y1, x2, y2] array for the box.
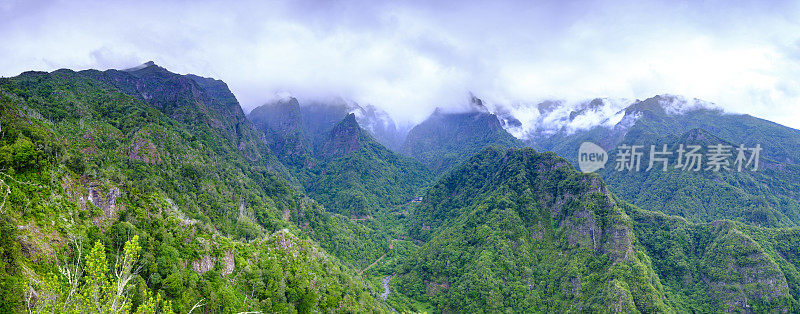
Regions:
[[3, 65, 800, 313], [249, 100, 433, 217], [389, 147, 800, 312], [626, 202, 800, 312], [394, 147, 673, 312], [0, 67, 390, 312], [529, 95, 800, 228]]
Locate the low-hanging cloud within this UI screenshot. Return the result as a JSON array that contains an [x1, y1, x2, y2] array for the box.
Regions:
[[1, 0, 799, 128]]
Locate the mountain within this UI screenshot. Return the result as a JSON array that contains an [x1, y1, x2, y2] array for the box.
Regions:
[[520, 95, 800, 227], [394, 147, 672, 312], [628, 204, 800, 312], [249, 101, 433, 217], [391, 147, 800, 312], [249, 96, 406, 153], [0, 64, 391, 312], [402, 96, 524, 175], [306, 114, 433, 217], [247, 97, 314, 169]]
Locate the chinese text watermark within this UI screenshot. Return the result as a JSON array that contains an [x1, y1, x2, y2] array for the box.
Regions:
[[578, 142, 762, 173]]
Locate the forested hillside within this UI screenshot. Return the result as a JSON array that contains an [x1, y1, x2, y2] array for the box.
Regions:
[[394, 147, 672, 312], [526, 95, 800, 227], [249, 100, 433, 217], [628, 203, 800, 312], [391, 147, 800, 312], [3, 64, 800, 313], [0, 66, 391, 312]]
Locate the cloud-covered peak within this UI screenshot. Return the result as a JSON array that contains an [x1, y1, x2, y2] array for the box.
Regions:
[[1, 0, 798, 128], [500, 94, 736, 140], [654, 94, 722, 115], [495, 98, 632, 139], [123, 61, 157, 72]]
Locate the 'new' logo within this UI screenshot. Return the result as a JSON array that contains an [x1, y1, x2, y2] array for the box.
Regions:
[[578, 142, 607, 173]]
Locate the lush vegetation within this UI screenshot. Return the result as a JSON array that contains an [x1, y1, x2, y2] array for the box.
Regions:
[[529, 95, 800, 228], [627, 202, 800, 312], [394, 147, 673, 312], [386, 146, 800, 312], [249, 102, 433, 217], [4, 66, 800, 313], [0, 67, 390, 312]]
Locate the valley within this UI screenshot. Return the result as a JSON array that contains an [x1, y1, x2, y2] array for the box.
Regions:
[[1, 63, 799, 313]]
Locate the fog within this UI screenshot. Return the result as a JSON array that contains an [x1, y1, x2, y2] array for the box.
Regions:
[[1, 0, 798, 128]]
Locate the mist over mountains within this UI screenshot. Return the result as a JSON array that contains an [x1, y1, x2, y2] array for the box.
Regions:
[[2, 60, 799, 313], [250, 90, 750, 149], [3, 0, 800, 311]]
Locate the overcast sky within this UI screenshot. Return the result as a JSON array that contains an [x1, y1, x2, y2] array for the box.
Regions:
[[1, 0, 799, 128]]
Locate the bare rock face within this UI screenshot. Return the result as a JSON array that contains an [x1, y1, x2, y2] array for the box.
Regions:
[[221, 250, 235, 276], [555, 191, 635, 263], [89, 186, 121, 223], [127, 135, 161, 164], [192, 255, 217, 274]]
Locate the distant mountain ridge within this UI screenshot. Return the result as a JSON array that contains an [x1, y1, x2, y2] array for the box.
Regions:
[[401, 96, 525, 174], [249, 96, 407, 152], [506, 94, 800, 227], [249, 99, 433, 217]]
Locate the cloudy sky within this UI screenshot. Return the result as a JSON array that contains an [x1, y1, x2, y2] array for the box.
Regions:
[[1, 0, 799, 128]]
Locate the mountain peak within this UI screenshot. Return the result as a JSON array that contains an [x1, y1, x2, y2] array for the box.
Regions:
[[123, 61, 158, 72], [468, 94, 490, 113], [320, 114, 366, 159], [342, 112, 358, 124]]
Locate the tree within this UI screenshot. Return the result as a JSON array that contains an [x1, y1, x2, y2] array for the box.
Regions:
[[30, 236, 142, 313]]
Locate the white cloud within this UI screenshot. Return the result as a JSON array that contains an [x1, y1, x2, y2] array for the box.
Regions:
[[0, 0, 798, 129]]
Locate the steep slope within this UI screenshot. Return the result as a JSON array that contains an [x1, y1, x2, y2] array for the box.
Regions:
[[78, 61, 294, 182], [600, 127, 800, 227], [248, 97, 315, 169], [250, 100, 433, 217], [249, 97, 406, 152], [524, 95, 800, 227], [0, 68, 390, 312], [306, 114, 433, 217], [394, 147, 672, 312], [628, 204, 800, 312], [402, 97, 524, 175]]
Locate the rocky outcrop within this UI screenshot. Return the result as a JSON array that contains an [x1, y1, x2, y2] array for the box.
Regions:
[[192, 255, 216, 274], [221, 250, 235, 276]]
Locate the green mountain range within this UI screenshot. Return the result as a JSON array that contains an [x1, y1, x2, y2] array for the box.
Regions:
[[248, 99, 433, 217], [395, 147, 673, 312], [0, 64, 389, 312], [526, 95, 800, 228], [383, 146, 800, 312], [3, 64, 800, 313]]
